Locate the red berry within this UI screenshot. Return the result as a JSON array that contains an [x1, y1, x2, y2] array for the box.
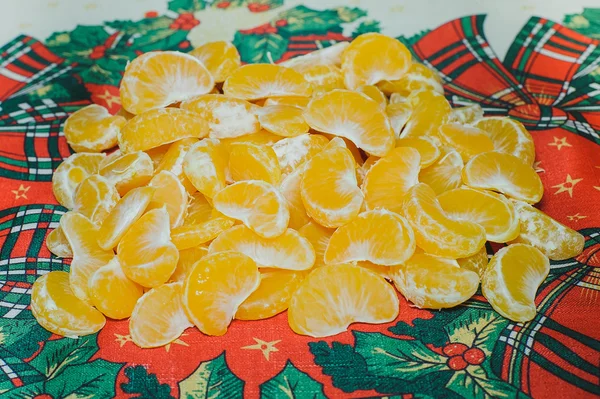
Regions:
[[447, 355, 468, 371], [144, 10, 158, 18], [190, 19, 200, 27], [180, 13, 194, 21], [180, 23, 193, 30], [258, 4, 270, 11], [248, 3, 260, 11], [135, 50, 143, 56], [179, 41, 191, 49], [442, 342, 468, 357], [33, 395, 53, 399], [463, 348, 485, 365], [275, 19, 288, 27], [264, 26, 277, 34], [217, 1, 231, 8], [169, 22, 180, 29]]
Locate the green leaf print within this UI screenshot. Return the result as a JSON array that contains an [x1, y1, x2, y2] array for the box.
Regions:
[[353, 20, 381, 37], [29, 335, 98, 378], [178, 353, 244, 399], [260, 360, 326, 399], [44, 359, 123, 399], [277, 6, 348, 34], [446, 366, 527, 399], [168, 0, 207, 13], [106, 16, 175, 35], [120, 365, 175, 399], [233, 32, 288, 63], [444, 309, 508, 356], [563, 8, 600, 39]]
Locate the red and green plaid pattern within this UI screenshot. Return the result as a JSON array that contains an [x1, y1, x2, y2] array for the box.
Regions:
[[0, 97, 87, 126]]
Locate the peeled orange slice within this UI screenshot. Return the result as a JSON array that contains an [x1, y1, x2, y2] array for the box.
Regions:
[[280, 42, 348, 70], [146, 143, 170, 168], [482, 244, 550, 322], [288, 263, 399, 337], [396, 137, 440, 168], [170, 246, 208, 282], [63, 104, 125, 152], [228, 142, 281, 184], [189, 40, 241, 82], [362, 147, 420, 213], [298, 221, 335, 266], [184, 192, 214, 225], [474, 117, 535, 165], [386, 102, 412, 138], [325, 209, 415, 265], [437, 187, 520, 243], [509, 200, 584, 260], [53, 153, 106, 209], [154, 138, 199, 193], [272, 133, 329, 178], [257, 105, 309, 138], [341, 33, 411, 90], [280, 169, 311, 230], [402, 90, 451, 140], [223, 64, 312, 100], [118, 207, 179, 287], [183, 138, 228, 198], [419, 147, 464, 195], [304, 90, 394, 157], [438, 123, 494, 162], [46, 226, 72, 258], [457, 246, 489, 277], [264, 96, 311, 109], [220, 129, 283, 149], [31, 271, 105, 338], [377, 62, 443, 96], [88, 257, 143, 319], [120, 51, 214, 114], [209, 225, 315, 271], [99, 151, 154, 195], [183, 251, 260, 336], [72, 174, 120, 225], [391, 253, 479, 309], [130, 282, 192, 348], [119, 108, 208, 153], [148, 171, 187, 228], [170, 216, 235, 250], [402, 183, 486, 258], [357, 85, 387, 110], [448, 104, 484, 124], [462, 151, 543, 204], [212, 180, 289, 238]]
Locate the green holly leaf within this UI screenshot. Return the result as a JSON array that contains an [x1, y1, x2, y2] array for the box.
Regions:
[[107, 16, 174, 35], [44, 359, 123, 399], [46, 25, 109, 61], [0, 347, 45, 392], [29, 335, 98, 379], [446, 366, 527, 399], [178, 353, 244, 399], [563, 8, 600, 39], [1, 381, 43, 399], [133, 30, 190, 52], [337, 7, 367, 22], [168, 0, 206, 13], [444, 309, 509, 356], [120, 365, 175, 399], [353, 20, 381, 37], [389, 307, 469, 346], [260, 360, 326, 398], [0, 319, 51, 356], [233, 32, 288, 63], [277, 5, 347, 35]]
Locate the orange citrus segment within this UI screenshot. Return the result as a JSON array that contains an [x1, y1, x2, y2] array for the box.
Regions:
[[120, 51, 214, 114], [31, 271, 105, 338], [212, 180, 289, 238], [396, 137, 441, 168], [341, 33, 412, 89], [264, 96, 311, 108], [438, 123, 494, 162], [418, 147, 464, 195], [184, 192, 214, 225], [223, 64, 312, 100], [437, 187, 520, 243], [88, 257, 143, 319], [148, 171, 187, 228], [457, 246, 489, 277], [298, 221, 335, 266], [63, 104, 125, 152], [509, 200, 585, 260], [280, 168, 311, 230], [183, 251, 260, 336], [300, 64, 345, 92], [462, 151, 543, 204], [228, 142, 281, 184], [448, 104, 484, 124], [272, 133, 329, 178], [118, 207, 179, 287], [72, 175, 120, 225], [362, 147, 420, 213], [402, 90, 451, 140], [145, 143, 171, 168], [130, 282, 192, 347], [170, 246, 209, 282], [377, 62, 443, 96], [171, 217, 235, 250], [189, 40, 241, 82], [391, 253, 479, 309], [220, 129, 283, 149], [386, 102, 412, 138], [325, 209, 415, 265], [257, 105, 309, 138], [46, 226, 72, 258], [99, 151, 154, 196], [208, 225, 315, 271], [357, 85, 387, 110], [52, 153, 106, 209], [402, 183, 486, 258], [482, 244, 550, 322], [119, 108, 208, 153], [154, 138, 199, 193], [304, 90, 394, 157], [288, 263, 399, 337], [474, 117, 535, 165], [183, 138, 228, 198], [280, 42, 348, 70]]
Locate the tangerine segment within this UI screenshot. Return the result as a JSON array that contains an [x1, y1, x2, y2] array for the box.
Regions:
[[213, 180, 289, 238], [170, 246, 209, 282], [189, 40, 241, 82], [31, 271, 105, 338], [419, 148, 464, 195], [185, 192, 214, 225], [220, 129, 283, 149], [304, 90, 394, 157], [288, 264, 399, 338], [171, 217, 235, 250], [396, 137, 441, 168], [130, 282, 192, 348], [402, 90, 451, 140], [99, 151, 154, 196], [474, 117, 535, 165], [63, 104, 125, 152], [236, 269, 306, 320], [183, 251, 260, 336], [118, 207, 179, 288], [257, 105, 309, 138], [357, 85, 387, 110], [280, 42, 348, 70], [154, 138, 199, 194], [88, 257, 143, 320], [462, 152, 543, 204], [342, 33, 412, 89], [300, 64, 345, 92], [223, 64, 312, 100], [272, 133, 329, 178], [482, 244, 550, 322], [402, 183, 486, 258], [72, 175, 120, 225], [509, 200, 585, 260], [448, 104, 484, 124], [437, 187, 520, 243], [60, 212, 115, 302], [97, 186, 154, 250], [301, 146, 363, 228], [325, 209, 415, 266], [457, 246, 489, 277], [391, 253, 480, 309], [46, 226, 72, 258], [377, 62, 443, 96], [180, 94, 260, 139], [183, 139, 228, 198], [280, 169, 311, 230], [209, 225, 315, 271], [386, 102, 412, 138], [52, 153, 106, 209], [438, 123, 494, 162], [228, 142, 281, 184], [148, 171, 187, 228], [119, 108, 208, 153], [298, 221, 335, 266], [120, 51, 214, 114], [146, 143, 171, 168], [264, 96, 311, 108], [362, 147, 420, 213]]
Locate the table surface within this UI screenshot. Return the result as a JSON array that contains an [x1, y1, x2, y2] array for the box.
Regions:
[[0, 1, 599, 398]]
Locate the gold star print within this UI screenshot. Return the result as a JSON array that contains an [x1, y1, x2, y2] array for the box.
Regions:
[[96, 89, 121, 108], [567, 213, 587, 222], [11, 184, 30, 199], [115, 333, 133, 347], [164, 335, 189, 352], [548, 137, 572, 151], [552, 174, 583, 197], [533, 161, 545, 173], [242, 338, 281, 361]]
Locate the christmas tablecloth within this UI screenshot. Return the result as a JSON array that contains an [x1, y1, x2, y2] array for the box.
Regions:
[[0, 1, 599, 398]]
